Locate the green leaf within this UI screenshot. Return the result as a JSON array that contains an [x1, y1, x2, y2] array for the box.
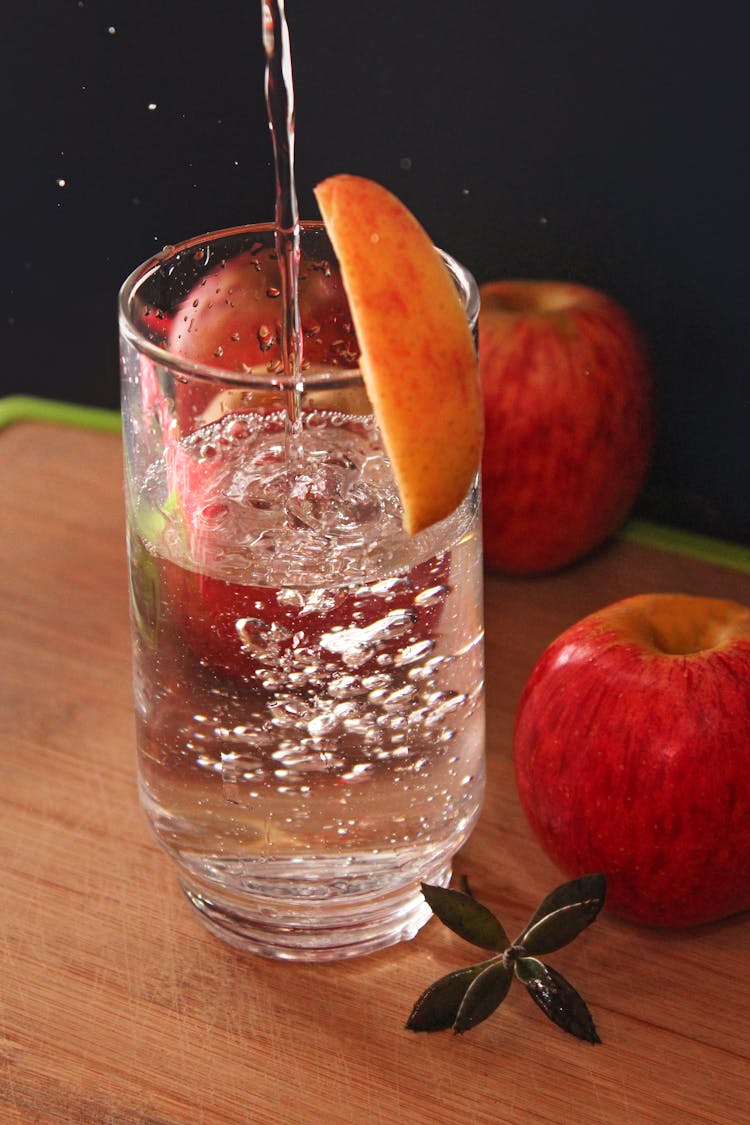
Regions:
[[406, 960, 496, 1032], [128, 535, 161, 646], [515, 957, 601, 1044], [516, 874, 606, 955], [420, 883, 509, 952], [453, 958, 514, 1035]]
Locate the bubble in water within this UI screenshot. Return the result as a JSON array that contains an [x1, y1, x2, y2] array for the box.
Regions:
[[168, 409, 464, 589], [226, 417, 249, 441], [236, 617, 292, 661], [332, 700, 361, 721], [361, 575, 412, 599], [394, 640, 435, 667], [277, 588, 305, 611], [414, 585, 448, 608], [361, 672, 391, 691], [327, 674, 366, 699], [425, 692, 468, 726], [321, 608, 416, 660], [285, 462, 358, 531], [299, 588, 346, 616], [307, 713, 339, 738], [382, 684, 418, 709]]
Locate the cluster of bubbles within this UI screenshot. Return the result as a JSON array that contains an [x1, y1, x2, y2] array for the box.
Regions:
[[169, 409, 415, 586]]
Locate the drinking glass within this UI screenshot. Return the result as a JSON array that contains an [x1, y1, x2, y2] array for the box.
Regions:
[[119, 222, 485, 960]]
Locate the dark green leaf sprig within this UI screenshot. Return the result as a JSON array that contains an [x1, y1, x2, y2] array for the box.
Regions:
[[406, 873, 606, 1042]]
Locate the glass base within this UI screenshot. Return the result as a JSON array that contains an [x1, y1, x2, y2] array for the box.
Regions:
[[178, 855, 452, 962]]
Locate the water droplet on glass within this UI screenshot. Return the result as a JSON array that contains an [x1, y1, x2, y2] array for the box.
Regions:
[[258, 324, 274, 351]]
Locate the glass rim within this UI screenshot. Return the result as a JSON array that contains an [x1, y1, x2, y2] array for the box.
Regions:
[[118, 220, 480, 391]]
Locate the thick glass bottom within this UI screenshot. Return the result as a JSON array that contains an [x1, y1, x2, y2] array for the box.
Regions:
[[177, 852, 454, 961]]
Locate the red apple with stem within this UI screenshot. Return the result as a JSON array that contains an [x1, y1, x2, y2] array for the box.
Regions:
[[513, 593, 750, 927], [479, 280, 656, 574]]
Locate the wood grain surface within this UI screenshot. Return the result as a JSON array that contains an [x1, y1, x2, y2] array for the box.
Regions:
[[1, 421, 749, 1125]]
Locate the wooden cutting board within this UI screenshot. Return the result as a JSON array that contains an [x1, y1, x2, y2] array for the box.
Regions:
[[1, 413, 749, 1124]]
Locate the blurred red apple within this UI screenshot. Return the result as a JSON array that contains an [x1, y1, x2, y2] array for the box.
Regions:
[[513, 593, 750, 927], [479, 280, 656, 574]]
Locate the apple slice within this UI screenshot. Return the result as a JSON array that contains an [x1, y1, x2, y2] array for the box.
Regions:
[[314, 174, 482, 536]]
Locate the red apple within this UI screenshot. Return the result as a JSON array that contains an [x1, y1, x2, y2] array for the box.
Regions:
[[513, 593, 750, 927], [479, 280, 656, 574], [140, 230, 454, 680], [164, 252, 358, 436]]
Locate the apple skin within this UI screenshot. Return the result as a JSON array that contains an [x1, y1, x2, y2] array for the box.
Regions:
[[513, 594, 750, 927], [479, 280, 656, 574], [163, 252, 358, 436], [315, 174, 482, 536]]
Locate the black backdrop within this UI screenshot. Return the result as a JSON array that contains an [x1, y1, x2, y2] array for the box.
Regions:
[[3, 1, 749, 545]]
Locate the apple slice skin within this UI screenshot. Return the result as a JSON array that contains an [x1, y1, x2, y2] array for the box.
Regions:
[[314, 174, 483, 536], [513, 594, 750, 927], [479, 281, 655, 575]]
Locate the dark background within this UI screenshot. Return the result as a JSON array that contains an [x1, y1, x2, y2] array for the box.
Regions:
[[3, 1, 748, 545]]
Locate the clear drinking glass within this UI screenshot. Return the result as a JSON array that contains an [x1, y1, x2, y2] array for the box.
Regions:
[[119, 222, 485, 961]]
